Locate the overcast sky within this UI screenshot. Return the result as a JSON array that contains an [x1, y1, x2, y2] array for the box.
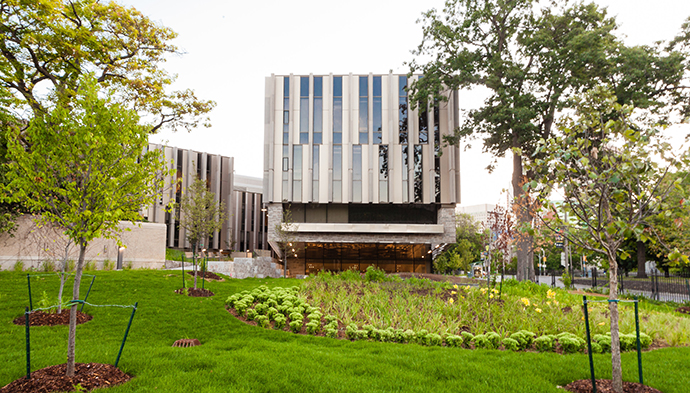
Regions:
[[124, 0, 690, 207]]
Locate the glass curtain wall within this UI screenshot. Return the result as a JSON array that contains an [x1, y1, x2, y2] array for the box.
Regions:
[[333, 76, 342, 202]]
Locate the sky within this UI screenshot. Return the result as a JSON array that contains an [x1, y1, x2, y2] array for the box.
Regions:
[[123, 0, 690, 207]]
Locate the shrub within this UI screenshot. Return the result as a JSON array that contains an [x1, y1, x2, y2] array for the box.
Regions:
[[235, 300, 249, 316], [226, 294, 241, 308], [339, 268, 362, 281], [255, 303, 268, 315], [562, 271, 572, 289], [534, 335, 554, 352], [103, 259, 114, 271], [364, 265, 386, 282], [325, 327, 338, 338], [510, 330, 536, 350], [557, 333, 585, 354], [324, 321, 338, 331], [256, 315, 269, 328], [356, 330, 369, 340], [40, 260, 55, 272], [472, 334, 491, 349], [246, 309, 257, 321], [13, 261, 24, 272], [289, 312, 304, 322], [620, 334, 638, 352], [346, 324, 358, 340], [289, 320, 303, 333], [273, 314, 287, 330], [306, 320, 320, 335], [425, 333, 443, 346], [445, 335, 463, 348], [460, 332, 474, 348], [415, 329, 429, 344], [639, 333, 652, 349], [593, 334, 611, 353], [589, 342, 603, 354], [486, 332, 501, 349], [363, 324, 376, 338], [324, 315, 337, 325], [307, 312, 322, 323], [502, 337, 520, 351], [267, 307, 278, 320], [403, 330, 416, 344]]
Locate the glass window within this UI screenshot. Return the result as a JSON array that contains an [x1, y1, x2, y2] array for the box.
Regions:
[[284, 76, 290, 97], [402, 145, 409, 203], [399, 76, 408, 144], [352, 145, 362, 203], [414, 145, 423, 202], [359, 77, 368, 145], [419, 108, 428, 144], [333, 145, 342, 202], [379, 145, 388, 203], [333, 76, 342, 144], [313, 145, 319, 201], [373, 75, 382, 144], [300, 77, 309, 144], [293, 145, 302, 201], [434, 104, 441, 202], [313, 76, 322, 144]]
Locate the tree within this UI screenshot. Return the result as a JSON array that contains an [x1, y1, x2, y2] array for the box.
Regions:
[[179, 176, 226, 289], [487, 204, 515, 279], [4, 76, 169, 377], [407, 0, 689, 282], [434, 213, 485, 274], [274, 205, 296, 278], [0, 0, 215, 232], [527, 87, 690, 392]]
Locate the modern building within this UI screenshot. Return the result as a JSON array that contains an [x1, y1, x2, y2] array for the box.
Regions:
[[143, 144, 267, 253], [263, 73, 461, 276]]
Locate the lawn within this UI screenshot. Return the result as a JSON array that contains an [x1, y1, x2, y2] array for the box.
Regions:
[[1, 270, 688, 392]]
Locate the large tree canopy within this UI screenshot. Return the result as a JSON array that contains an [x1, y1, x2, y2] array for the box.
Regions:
[[407, 0, 690, 281], [0, 0, 215, 131]]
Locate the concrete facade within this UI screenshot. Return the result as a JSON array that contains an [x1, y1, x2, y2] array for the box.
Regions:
[[0, 215, 166, 270], [143, 144, 268, 253], [207, 257, 283, 279], [263, 73, 460, 275]]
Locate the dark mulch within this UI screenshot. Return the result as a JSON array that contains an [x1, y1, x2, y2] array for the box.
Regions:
[[186, 271, 223, 281], [675, 306, 690, 315], [12, 310, 92, 327], [174, 287, 214, 297], [0, 363, 131, 393], [563, 379, 662, 393]]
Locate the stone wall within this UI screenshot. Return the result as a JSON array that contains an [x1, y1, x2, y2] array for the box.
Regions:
[[0, 215, 166, 270], [207, 257, 283, 279]]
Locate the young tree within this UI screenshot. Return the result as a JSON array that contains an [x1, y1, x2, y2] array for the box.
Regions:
[[527, 87, 690, 393], [4, 76, 170, 377], [178, 176, 226, 289], [274, 205, 296, 278], [487, 205, 515, 280], [407, 0, 690, 281], [436, 213, 485, 274]]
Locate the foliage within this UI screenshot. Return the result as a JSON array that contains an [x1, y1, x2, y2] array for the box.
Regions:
[[534, 335, 554, 352], [274, 205, 297, 278], [4, 76, 168, 376], [408, 0, 690, 286], [4, 270, 690, 393], [527, 86, 690, 390], [435, 214, 485, 274], [12, 261, 23, 272], [179, 176, 226, 289], [364, 266, 386, 282]]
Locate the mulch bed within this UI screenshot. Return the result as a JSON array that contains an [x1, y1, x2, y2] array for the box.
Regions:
[[675, 306, 690, 315], [391, 272, 475, 284], [0, 363, 131, 393], [174, 287, 215, 297], [186, 271, 223, 281], [12, 310, 92, 327], [563, 379, 662, 393]]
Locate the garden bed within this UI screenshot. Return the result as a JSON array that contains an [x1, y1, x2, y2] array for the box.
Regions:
[[174, 287, 214, 297], [0, 363, 130, 393], [186, 271, 223, 281], [563, 379, 662, 393], [12, 310, 92, 327]]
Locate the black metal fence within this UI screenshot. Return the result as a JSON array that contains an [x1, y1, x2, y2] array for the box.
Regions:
[[572, 269, 690, 303]]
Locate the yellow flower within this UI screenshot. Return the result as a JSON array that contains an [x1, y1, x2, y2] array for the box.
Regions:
[[554, 300, 559, 306], [489, 294, 494, 299], [460, 295, 465, 299], [453, 284, 459, 290], [449, 298, 455, 304], [535, 308, 542, 313], [491, 288, 499, 294], [547, 289, 556, 299], [481, 287, 488, 294], [598, 322, 605, 326], [451, 291, 457, 295], [520, 298, 531, 307], [546, 301, 551, 306]]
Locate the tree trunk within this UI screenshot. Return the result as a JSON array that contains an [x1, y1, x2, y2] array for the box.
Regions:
[[66, 241, 87, 377], [608, 250, 623, 393], [636, 241, 647, 279], [57, 241, 72, 314], [512, 151, 535, 282], [193, 242, 198, 289]]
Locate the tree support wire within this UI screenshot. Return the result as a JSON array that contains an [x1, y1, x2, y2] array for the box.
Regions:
[[582, 296, 644, 389], [81, 275, 96, 312], [25, 307, 30, 379]]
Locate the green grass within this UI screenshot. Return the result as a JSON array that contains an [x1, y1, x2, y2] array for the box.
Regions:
[[1, 270, 689, 392]]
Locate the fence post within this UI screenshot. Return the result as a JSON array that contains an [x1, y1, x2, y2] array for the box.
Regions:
[[114, 302, 138, 368], [620, 273, 624, 294], [25, 307, 30, 379], [583, 296, 597, 393], [634, 297, 643, 385], [181, 255, 185, 289], [27, 274, 33, 311], [685, 279, 689, 303]]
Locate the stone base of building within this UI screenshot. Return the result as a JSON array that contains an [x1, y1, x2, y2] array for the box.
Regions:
[[206, 257, 284, 279]]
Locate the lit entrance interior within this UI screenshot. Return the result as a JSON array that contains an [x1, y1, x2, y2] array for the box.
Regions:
[[285, 242, 431, 276]]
